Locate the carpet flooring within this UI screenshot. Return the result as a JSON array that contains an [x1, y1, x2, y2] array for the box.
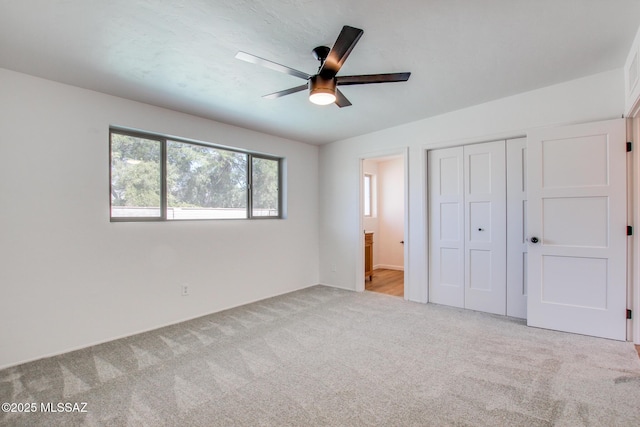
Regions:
[[1, 285, 640, 426]]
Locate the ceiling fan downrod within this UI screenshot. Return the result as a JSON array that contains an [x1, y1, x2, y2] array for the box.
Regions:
[[312, 46, 331, 73]]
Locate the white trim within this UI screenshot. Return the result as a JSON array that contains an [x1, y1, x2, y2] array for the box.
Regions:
[[403, 148, 410, 301], [358, 147, 410, 299], [625, 24, 640, 118], [628, 95, 640, 119], [357, 158, 366, 292], [374, 264, 404, 271], [631, 118, 640, 344]]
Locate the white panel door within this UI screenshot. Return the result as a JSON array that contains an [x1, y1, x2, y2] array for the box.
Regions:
[[464, 141, 507, 315], [428, 147, 464, 308], [527, 119, 627, 340], [506, 138, 528, 318]]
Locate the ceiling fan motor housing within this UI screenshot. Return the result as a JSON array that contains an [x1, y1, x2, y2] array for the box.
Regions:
[[309, 75, 337, 105], [310, 75, 335, 92]]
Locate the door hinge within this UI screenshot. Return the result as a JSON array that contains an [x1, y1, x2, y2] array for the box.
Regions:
[[627, 141, 633, 152], [628, 226, 633, 236], [627, 309, 633, 320]]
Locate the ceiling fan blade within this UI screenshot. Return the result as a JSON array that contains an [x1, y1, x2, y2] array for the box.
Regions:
[[235, 51, 311, 80], [335, 89, 352, 108], [262, 84, 308, 99], [319, 25, 363, 79], [336, 72, 411, 86]]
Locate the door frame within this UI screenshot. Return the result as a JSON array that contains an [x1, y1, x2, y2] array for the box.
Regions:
[[630, 117, 640, 344], [357, 147, 409, 298]]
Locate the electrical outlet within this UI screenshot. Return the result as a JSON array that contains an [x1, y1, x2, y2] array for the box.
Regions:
[[331, 263, 337, 272], [181, 284, 189, 296]]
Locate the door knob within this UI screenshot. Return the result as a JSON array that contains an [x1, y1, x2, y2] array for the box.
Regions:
[[530, 237, 539, 244]]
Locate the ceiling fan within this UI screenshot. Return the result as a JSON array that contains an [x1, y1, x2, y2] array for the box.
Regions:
[[235, 25, 411, 107]]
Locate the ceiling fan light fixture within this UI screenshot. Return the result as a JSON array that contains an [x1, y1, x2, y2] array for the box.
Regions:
[[309, 91, 336, 106], [309, 76, 336, 105]]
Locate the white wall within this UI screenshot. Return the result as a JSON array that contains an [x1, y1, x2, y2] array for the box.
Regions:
[[376, 157, 404, 270], [0, 68, 319, 369], [319, 68, 625, 302]]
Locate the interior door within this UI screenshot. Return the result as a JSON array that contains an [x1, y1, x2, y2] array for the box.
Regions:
[[428, 147, 464, 308], [464, 141, 507, 315], [527, 119, 627, 340]]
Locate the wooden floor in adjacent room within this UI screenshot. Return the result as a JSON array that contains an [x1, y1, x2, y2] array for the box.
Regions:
[[365, 268, 404, 297]]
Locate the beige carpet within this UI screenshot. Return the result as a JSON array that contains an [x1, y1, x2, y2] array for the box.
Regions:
[[1, 285, 640, 426]]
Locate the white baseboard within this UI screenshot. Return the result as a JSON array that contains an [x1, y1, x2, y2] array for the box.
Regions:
[[374, 264, 404, 271]]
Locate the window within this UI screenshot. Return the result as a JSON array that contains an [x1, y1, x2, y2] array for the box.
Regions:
[[364, 173, 373, 217], [251, 156, 280, 217], [166, 141, 248, 219], [110, 129, 282, 221], [110, 133, 163, 219]]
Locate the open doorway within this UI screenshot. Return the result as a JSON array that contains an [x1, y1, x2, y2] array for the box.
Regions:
[[361, 154, 406, 298]]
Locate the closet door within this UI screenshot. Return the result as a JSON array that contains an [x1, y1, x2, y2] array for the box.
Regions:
[[506, 138, 528, 318], [428, 147, 464, 308], [464, 141, 507, 315]]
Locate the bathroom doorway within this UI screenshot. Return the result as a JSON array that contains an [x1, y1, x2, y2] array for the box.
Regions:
[[361, 153, 406, 298]]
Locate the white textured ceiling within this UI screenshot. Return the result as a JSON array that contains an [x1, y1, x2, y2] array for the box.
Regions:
[[1, 0, 639, 145]]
